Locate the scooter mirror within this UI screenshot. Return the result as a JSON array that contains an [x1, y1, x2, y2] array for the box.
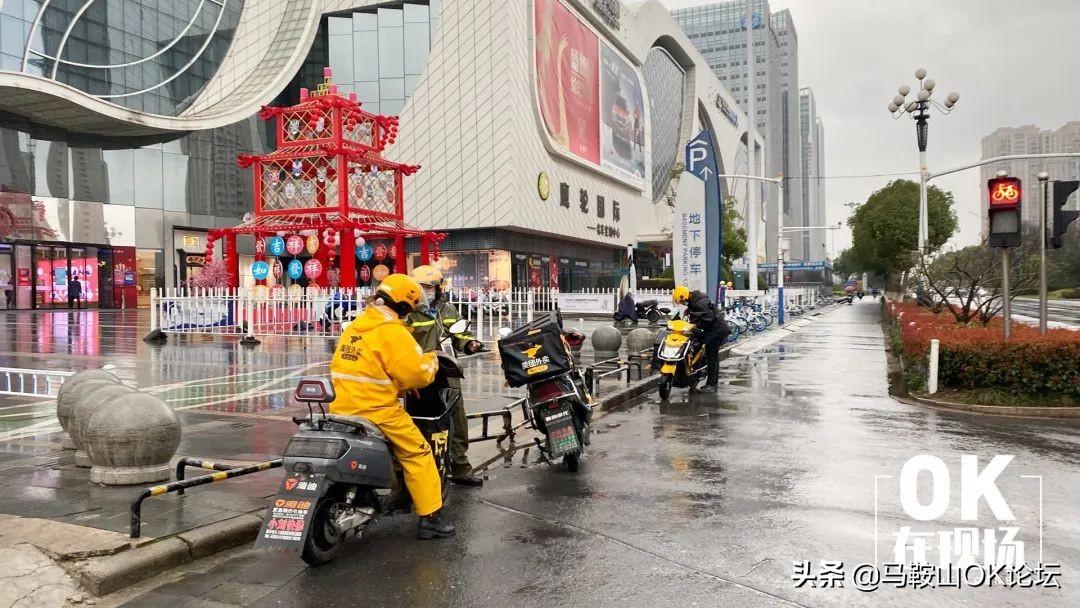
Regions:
[[448, 319, 469, 335], [497, 327, 512, 338]]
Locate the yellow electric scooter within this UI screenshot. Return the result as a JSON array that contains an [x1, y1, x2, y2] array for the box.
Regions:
[[656, 319, 707, 400]]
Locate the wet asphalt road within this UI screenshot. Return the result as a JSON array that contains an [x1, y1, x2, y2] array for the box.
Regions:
[[115, 301, 1080, 608], [1012, 297, 1080, 326]]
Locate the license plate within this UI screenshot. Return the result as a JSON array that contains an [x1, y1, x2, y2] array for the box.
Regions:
[[541, 404, 580, 457]]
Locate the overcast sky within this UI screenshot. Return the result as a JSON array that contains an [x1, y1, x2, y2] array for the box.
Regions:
[[657, 0, 1080, 255]]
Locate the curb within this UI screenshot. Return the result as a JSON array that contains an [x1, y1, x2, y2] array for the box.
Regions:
[[895, 394, 1080, 420], [66, 513, 263, 597]]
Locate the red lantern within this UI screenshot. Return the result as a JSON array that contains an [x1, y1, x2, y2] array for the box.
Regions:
[[374, 243, 387, 261], [286, 235, 304, 255], [304, 258, 323, 279], [359, 265, 371, 282], [388, 244, 397, 259]]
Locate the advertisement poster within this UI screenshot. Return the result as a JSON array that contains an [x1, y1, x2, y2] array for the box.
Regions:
[[599, 44, 646, 184], [534, 0, 600, 164], [255, 473, 323, 551], [557, 292, 615, 313]]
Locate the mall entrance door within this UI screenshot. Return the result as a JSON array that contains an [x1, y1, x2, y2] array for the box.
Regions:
[[3, 242, 106, 310]]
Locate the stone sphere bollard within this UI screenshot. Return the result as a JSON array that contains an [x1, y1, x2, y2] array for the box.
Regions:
[[592, 325, 623, 360], [71, 382, 136, 468], [56, 370, 118, 450], [626, 328, 655, 358], [83, 392, 181, 485]]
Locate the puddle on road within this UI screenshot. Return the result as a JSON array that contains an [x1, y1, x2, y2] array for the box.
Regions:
[[511, 526, 576, 546]]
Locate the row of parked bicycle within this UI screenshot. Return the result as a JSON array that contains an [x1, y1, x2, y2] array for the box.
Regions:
[[720, 299, 823, 342], [615, 296, 832, 343]]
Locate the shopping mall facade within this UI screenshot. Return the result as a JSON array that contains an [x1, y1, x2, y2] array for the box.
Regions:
[[0, 0, 757, 308]]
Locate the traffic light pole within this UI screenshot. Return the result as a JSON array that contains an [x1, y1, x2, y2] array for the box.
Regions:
[[1002, 247, 1012, 340], [1038, 173, 1049, 335]]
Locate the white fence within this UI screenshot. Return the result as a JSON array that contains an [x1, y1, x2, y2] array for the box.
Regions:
[[149, 287, 536, 341], [148, 285, 832, 341], [0, 367, 75, 397]]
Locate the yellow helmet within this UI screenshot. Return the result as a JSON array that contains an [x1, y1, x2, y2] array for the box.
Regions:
[[376, 274, 424, 317], [412, 264, 443, 288], [672, 285, 690, 305]]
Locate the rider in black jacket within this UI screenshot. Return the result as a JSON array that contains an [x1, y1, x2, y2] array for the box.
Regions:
[[673, 285, 727, 390]]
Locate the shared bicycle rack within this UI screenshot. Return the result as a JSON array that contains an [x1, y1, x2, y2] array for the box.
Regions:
[[130, 457, 282, 538]]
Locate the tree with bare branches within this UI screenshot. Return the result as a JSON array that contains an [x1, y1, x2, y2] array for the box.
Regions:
[[916, 241, 1038, 325]]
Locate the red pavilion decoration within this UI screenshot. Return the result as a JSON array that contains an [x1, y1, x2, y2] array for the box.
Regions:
[[204, 68, 444, 289]]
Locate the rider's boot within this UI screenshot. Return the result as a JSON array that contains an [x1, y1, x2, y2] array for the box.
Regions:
[[418, 510, 456, 539]]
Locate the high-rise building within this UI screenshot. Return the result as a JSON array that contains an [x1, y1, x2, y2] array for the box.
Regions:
[[980, 121, 1080, 236], [815, 115, 826, 258], [672, 0, 792, 262], [772, 9, 803, 257], [798, 88, 821, 261]]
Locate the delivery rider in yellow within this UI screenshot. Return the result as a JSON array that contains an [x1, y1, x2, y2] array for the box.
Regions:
[[329, 273, 455, 539], [407, 265, 483, 486]]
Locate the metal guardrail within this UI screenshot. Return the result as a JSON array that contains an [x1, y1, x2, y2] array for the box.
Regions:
[[130, 458, 282, 538], [0, 367, 75, 398], [466, 406, 516, 444], [583, 348, 653, 396]]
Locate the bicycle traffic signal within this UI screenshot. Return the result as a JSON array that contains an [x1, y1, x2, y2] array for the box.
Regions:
[[1050, 180, 1079, 249], [987, 175, 1022, 248]]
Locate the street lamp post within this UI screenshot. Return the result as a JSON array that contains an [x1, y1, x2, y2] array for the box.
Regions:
[[888, 69, 959, 255]]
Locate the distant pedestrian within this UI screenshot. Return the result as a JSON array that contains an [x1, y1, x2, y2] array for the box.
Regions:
[[327, 263, 340, 290], [69, 275, 83, 310]]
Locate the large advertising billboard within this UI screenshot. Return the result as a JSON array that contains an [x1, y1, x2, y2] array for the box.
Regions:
[[535, 0, 600, 164], [599, 45, 646, 183], [534, 0, 645, 188]]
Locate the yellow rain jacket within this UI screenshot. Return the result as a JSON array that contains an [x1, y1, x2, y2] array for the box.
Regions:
[[329, 304, 442, 515]]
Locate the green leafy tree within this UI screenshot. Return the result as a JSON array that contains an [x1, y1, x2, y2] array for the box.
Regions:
[[832, 248, 860, 281], [848, 180, 958, 283], [722, 196, 748, 279]]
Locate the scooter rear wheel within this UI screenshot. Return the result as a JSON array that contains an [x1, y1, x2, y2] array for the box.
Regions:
[[301, 499, 345, 566], [563, 452, 581, 472]]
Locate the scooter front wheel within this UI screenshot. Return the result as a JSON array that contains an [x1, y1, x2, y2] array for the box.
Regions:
[[301, 499, 345, 566], [658, 375, 672, 400]]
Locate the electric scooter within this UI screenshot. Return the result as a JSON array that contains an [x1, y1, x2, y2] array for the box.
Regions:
[[256, 321, 468, 566]]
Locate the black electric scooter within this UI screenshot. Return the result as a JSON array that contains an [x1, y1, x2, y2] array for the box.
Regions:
[[256, 322, 467, 566]]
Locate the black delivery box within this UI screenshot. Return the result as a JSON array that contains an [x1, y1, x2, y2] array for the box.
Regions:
[[497, 313, 573, 388]]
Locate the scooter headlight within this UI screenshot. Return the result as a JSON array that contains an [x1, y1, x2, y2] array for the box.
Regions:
[[284, 438, 349, 459]]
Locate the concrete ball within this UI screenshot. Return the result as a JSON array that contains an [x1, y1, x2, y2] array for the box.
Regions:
[[592, 326, 623, 358], [71, 382, 135, 467], [626, 328, 655, 357], [84, 392, 181, 485], [56, 370, 118, 433]]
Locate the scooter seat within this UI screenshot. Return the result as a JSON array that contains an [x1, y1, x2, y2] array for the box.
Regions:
[[328, 415, 387, 441]]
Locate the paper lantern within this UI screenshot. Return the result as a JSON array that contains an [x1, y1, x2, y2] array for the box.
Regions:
[[286, 235, 304, 255]]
